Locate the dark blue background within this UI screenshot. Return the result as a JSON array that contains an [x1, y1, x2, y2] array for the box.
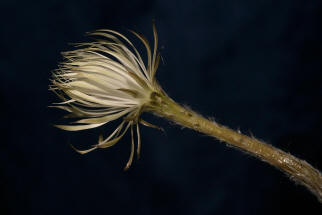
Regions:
[[1, 0, 322, 214]]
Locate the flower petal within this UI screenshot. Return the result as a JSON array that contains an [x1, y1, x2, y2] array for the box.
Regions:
[[71, 144, 97, 154], [96, 122, 131, 148], [54, 122, 106, 131]]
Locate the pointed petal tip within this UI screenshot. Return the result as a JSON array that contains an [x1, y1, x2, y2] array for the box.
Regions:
[[70, 144, 97, 154], [123, 164, 131, 171], [98, 133, 103, 143], [53, 123, 106, 131]]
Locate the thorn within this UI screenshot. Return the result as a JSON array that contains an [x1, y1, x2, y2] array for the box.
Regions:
[[237, 127, 241, 134], [248, 130, 255, 138]]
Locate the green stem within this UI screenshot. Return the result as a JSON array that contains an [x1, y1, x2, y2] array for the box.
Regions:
[[147, 92, 322, 202]]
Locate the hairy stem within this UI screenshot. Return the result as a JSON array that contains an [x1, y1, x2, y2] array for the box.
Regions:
[[147, 92, 322, 202]]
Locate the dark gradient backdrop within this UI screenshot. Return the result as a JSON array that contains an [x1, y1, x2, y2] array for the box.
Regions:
[[1, 0, 322, 214]]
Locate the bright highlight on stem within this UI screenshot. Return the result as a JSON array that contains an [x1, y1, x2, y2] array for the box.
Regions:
[[50, 23, 322, 202]]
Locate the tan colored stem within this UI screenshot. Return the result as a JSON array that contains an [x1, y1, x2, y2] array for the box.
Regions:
[[147, 92, 322, 202]]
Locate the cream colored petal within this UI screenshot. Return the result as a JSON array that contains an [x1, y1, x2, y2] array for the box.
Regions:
[[89, 30, 148, 76], [87, 46, 139, 75], [67, 90, 134, 107], [98, 121, 125, 145], [71, 145, 97, 154], [48, 105, 73, 112], [68, 106, 123, 117], [136, 123, 141, 160], [124, 124, 135, 171], [151, 22, 158, 78], [130, 30, 152, 81], [96, 122, 131, 148], [75, 108, 133, 124], [74, 69, 144, 92], [54, 122, 106, 131], [68, 76, 139, 100], [52, 99, 76, 105], [65, 83, 138, 103], [152, 52, 160, 80], [73, 50, 149, 90], [67, 80, 105, 92]]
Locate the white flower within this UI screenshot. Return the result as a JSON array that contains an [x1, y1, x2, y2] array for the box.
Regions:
[[50, 24, 162, 170]]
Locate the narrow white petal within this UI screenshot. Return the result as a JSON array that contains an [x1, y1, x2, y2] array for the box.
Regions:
[[98, 121, 125, 145], [54, 122, 106, 131], [71, 145, 97, 154], [75, 108, 133, 124], [96, 122, 131, 148], [124, 123, 135, 171], [136, 123, 141, 159]]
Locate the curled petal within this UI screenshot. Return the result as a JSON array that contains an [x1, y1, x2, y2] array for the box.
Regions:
[[71, 144, 97, 155], [51, 24, 161, 169], [124, 123, 135, 171], [98, 121, 125, 145], [136, 123, 141, 160], [75, 108, 133, 124], [96, 122, 131, 148]]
